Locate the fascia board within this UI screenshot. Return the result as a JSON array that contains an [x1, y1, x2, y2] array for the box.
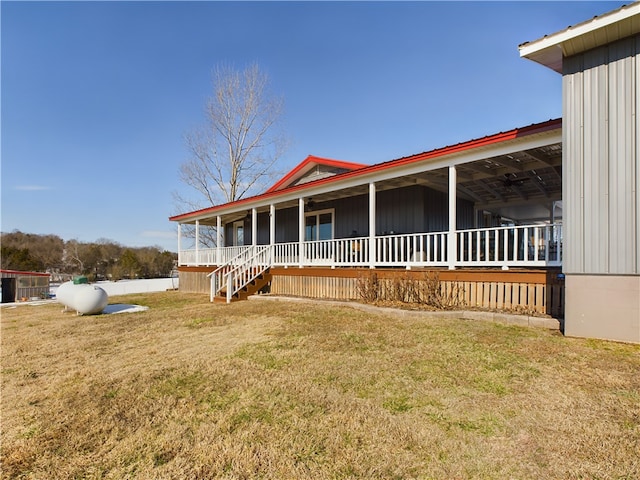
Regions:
[[519, 3, 640, 73]]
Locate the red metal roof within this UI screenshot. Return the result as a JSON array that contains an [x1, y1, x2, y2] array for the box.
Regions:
[[169, 118, 562, 222], [0, 269, 50, 277], [266, 155, 368, 193]]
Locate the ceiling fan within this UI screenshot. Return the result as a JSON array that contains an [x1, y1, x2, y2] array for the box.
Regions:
[[502, 173, 529, 189]]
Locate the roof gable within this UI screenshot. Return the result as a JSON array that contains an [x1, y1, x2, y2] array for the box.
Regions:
[[266, 155, 368, 193]]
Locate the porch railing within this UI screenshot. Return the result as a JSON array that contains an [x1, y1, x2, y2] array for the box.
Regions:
[[182, 224, 563, 270], [456, 224, 562, 267], [180, 246, 248, 266]]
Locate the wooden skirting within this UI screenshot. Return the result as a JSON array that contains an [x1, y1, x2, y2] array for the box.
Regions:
[[178, 266, 564, 317], [179, 268, 212, 294]]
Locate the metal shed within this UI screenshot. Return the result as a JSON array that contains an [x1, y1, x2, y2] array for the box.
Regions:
[[0, 269, 51, 303]]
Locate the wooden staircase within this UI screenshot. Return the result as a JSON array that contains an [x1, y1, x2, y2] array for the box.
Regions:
[[209, 246, 273, 304], [212, 268, 272, 303]]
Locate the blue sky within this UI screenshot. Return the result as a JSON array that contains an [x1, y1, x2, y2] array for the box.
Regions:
[[1, 1, 624, 252]]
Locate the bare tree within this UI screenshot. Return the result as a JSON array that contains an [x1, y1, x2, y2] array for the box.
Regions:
[[178, 63, 287, 212]]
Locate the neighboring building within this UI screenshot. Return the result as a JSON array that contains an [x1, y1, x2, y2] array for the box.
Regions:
[[0, 269, 51, 303], [520, 2, 640, 343]]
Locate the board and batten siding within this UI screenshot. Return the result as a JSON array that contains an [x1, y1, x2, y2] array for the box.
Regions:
[[563, 34, 640, 275], [224, 184, 474, 247]]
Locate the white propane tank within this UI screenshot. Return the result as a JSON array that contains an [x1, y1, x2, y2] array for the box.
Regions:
[[57, 280, 109, 315]]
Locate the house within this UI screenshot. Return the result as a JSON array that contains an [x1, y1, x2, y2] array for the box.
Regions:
[[520, 2, 640, 343], [170, 119, 564, 317], [0, 269, 51, 303], [170, 3, 640, 343]]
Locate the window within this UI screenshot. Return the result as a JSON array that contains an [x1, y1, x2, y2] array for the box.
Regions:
[[233, 221, 244, 246], [305, 210, 334, 241]]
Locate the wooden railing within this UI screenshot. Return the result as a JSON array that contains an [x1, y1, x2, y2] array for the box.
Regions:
[[180, 246, 248, 266], [456, 224, 562, 267], [208, 245, 271, 303], [182, 224, 563, 270]]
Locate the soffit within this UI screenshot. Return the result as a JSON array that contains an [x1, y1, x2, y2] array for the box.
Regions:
[[519, 2, 640, 73]]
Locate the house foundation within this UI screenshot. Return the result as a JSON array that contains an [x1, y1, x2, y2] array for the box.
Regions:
[[565, 275, 640, 343], [178, 266, 564, 318]]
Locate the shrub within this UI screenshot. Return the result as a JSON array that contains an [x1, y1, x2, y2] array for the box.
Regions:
[[357, 270, 465, 310]]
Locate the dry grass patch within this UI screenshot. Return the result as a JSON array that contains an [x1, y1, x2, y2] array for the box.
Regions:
[[2, 292, 639, 479]]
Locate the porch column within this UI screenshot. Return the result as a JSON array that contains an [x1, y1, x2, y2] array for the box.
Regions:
[[195, 220, 200, 265], [298, 198, 305, 268], [177, 223, 182, 265], [216, 216, 222, 265], [251, 207, 257, 247], [270, 204, 276, 264], [448, 165, 457, 270], [369, 182, 376, 269]]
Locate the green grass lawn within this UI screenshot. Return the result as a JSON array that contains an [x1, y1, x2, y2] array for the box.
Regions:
[[2, 292, 639, 479]]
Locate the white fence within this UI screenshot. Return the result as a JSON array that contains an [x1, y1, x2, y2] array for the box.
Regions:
[[180, 224, 562, 269]]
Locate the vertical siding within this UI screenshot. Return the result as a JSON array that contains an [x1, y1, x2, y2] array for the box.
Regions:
[[609, 38, 637, 273], [275, 206, 299, 243], [229, 185, 478, 247], [376, 186, 425, 234], [331, 194, 369, 237], [564, 55, 585, 272], [637, 35, 640, 275], [563, 34, 639, 275], [584, 46, 609, 273]]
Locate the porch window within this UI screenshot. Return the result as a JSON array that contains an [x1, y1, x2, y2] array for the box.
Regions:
[[233, 221, 244, 246], [305, 210, 334, 241]]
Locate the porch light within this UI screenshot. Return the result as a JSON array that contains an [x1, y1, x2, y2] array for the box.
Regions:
[[306, 199, 315, 211]]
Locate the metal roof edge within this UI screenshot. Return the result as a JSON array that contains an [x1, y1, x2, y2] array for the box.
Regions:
[[519, 2, 640, 73], [265, 155, 369, 193], [0, 269, 51, 277]]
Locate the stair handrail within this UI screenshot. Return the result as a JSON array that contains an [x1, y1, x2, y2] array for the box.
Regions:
[[207, 246, 255, 302], [207, 245, 272, 303], [221, 245, 271, 303]]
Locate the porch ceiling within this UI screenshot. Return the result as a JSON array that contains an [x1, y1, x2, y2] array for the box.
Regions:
[[311, 141, 563, 222]]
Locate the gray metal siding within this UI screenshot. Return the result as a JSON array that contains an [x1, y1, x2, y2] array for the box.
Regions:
[[236, 185, 474, 245], [563, 34, 639, 275]]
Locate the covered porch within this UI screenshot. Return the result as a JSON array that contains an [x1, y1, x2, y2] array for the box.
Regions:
[[174, 119, 563, 273]]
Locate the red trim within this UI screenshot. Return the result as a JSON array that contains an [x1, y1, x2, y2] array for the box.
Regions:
[[0, 269, 50, 277], [266, 155, 368, 193], [169, 118, 561, 222]]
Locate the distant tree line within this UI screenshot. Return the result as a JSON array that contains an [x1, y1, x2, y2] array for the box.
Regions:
[[1, 231, 176, 281]]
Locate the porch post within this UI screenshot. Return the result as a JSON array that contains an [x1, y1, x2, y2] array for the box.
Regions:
[[270, 204, 276, 264], [369, 182, 376, 269], [216, 215, 222, 265], [251, 207, 257, 247], [298, 198, 305, 268], [195, 220, 200, 265], [448, 165, 457, 270], [177, 223, 182, 265]]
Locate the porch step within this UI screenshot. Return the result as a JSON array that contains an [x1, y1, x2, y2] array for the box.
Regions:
[[214, 271, 272, 304]]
